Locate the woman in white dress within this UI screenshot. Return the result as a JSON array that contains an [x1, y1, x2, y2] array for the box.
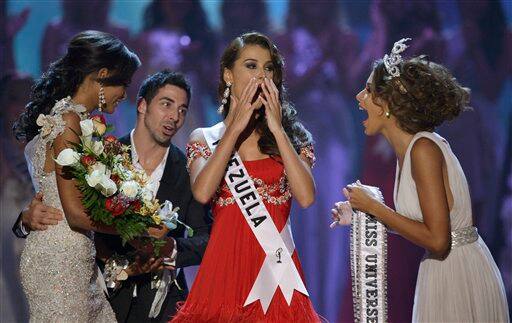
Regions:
[[337, 39, 509, 322], [13, 30, 140, 322]]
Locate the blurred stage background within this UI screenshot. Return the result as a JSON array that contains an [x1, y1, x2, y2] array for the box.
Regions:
[[1, 0, 511, 322]]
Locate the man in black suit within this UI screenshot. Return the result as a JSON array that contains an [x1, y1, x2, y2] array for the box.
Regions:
[[13, 70, 211, 322]]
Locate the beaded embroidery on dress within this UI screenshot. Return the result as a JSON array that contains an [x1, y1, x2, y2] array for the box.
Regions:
[[19, 97, 116, 322]]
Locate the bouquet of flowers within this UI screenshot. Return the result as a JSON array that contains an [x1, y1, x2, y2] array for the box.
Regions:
[[54, 115, 193, 249]]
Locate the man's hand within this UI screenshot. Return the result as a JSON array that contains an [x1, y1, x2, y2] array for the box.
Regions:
[[159, 236, 176, 260], [21, 192, 64, 231], [125, 254, 164, 277], [130, 236, 176, 268]]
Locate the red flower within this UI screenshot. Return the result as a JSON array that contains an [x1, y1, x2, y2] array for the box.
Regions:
[[105, 197, 126, 217], [105, 197, 115, 211], [90, 114, 106, 125], [81, 155, 96, 166], [104, 135, 117, 143], [112, 204, 126, 217], [131, 200, 142, 212]]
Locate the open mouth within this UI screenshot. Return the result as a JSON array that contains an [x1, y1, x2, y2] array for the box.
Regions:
[[162, 124, 175, 136], [359, 105, 369, 126]]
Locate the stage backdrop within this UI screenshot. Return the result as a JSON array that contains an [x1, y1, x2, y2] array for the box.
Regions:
[[2, 1, 511, 322]]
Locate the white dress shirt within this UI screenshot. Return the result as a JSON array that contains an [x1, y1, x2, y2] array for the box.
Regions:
[[130, 130, 177, 264], [129, 130, 180, 318]]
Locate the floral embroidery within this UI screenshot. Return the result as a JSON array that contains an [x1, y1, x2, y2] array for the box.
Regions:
[[213, 175, 291, 207], [36, 114, 58, 139], [186, 140, 298, 206], [32, 97, 88, 187]]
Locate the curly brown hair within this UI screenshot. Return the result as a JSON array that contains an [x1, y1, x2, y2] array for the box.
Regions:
[[218, 32, 313, 156], [370, 56, 470, 134]]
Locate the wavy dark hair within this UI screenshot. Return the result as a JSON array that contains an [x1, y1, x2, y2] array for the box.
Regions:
[[370, 56, 470, 134], [218, 32, 313, 156], [13, 30, 140, 142]]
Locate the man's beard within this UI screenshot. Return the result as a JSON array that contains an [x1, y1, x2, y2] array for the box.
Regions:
[[144, 118, 172, 147]]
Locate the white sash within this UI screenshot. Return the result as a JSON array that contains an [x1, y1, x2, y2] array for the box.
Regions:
[[203, 122, 309, 313], [350, 182, 388, 322]]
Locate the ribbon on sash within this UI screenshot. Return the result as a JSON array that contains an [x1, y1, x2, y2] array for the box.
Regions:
[[203, 122, 309, 313], [349, 182, 388, 323]]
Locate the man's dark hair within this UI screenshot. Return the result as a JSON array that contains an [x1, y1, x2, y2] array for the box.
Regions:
[[137, 70, 192, 106]]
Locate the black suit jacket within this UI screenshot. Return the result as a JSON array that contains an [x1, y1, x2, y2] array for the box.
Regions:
[[95, 134, 211, 322]]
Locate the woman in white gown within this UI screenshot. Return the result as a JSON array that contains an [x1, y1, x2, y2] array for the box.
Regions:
[[13, 30, 141, 322], [337, 39, 509, 322]]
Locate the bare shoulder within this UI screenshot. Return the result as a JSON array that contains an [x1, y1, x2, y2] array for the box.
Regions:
[[411, 137, 443, 159], [410, 137, 444, 175], [60, 112, 82, 131], [60, 111, 81, 123]]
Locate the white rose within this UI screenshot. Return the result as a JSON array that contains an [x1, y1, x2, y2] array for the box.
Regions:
[[85, 170, 117, 196], [85, 169, 105, 188], [141, 187, 154, 202], [83, 138, 104, 157], [119, 180, 140, 199], [80, 119, 94, 137], [91, 162, 110, 176], [91, 140, 104, 156], [98, 177, 117, 197], [55, 148, 80, 166]]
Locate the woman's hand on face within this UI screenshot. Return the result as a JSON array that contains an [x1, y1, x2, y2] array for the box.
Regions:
[[225, 77, 263, 135], [260, 78, 283, 134], [344, 185, 381, 215]]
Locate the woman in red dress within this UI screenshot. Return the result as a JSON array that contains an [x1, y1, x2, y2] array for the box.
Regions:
[[171, 32, 320, 322]]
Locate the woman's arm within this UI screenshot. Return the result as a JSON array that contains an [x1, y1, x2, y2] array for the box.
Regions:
[[262, 78, 315, 208], [273, 129, 315, 208], [189, 79, 261, 204], [54, 112, 117, 234], [188, 126, 239, 204], [348, 138, 451, 258]]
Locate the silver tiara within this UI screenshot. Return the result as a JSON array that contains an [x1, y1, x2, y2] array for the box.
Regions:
[[383, 38, 411, 78]]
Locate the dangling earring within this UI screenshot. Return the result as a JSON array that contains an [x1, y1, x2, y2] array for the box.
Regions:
[[385, 111, 391, 119], [98, 85, 106, 112], [218, 82, 231, 114]]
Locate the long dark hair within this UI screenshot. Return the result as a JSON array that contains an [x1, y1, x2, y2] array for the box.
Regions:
[[218, 32, 313, 156], [13, 30, 140, 142]]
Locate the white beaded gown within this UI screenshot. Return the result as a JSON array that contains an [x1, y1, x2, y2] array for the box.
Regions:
[[394, 131, 509, 322], [19, 97, 116, 322]]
